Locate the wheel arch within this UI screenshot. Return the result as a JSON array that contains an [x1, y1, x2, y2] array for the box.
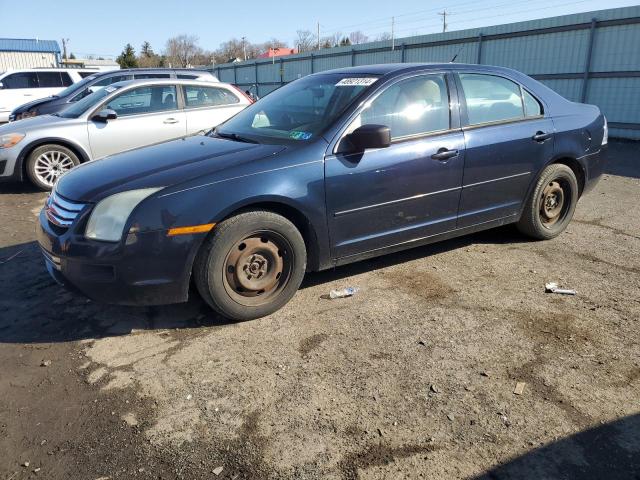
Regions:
[[550, 157, 586, 197], [213, 199, 322, 272], [18, 137, 91, 182]]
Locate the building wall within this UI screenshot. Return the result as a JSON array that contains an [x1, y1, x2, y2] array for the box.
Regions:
[[0, 51, 58, 71], [214, 6, 640, 139]]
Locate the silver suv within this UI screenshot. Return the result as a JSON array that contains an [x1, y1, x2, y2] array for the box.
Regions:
[[0, 78, 251, 190]]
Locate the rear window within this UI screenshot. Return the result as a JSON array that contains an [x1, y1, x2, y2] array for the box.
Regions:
[[182, 85, 239, 108]]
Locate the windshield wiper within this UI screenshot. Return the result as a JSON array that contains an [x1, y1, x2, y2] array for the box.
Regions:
[[214, 130, 259, 144]]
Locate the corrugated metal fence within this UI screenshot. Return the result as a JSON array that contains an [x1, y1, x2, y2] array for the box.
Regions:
[[213, 6, 640, 139]]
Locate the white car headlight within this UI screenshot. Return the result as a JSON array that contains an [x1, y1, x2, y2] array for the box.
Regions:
[[602, 116, 608, 146], [85, 188, 162, 242]]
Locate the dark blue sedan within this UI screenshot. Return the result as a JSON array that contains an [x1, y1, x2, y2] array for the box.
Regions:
[[37, 63, 607, 320]]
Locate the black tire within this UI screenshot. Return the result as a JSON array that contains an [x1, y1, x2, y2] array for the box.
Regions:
[[194, 210, 307, 321], [517, 163, 579, 240], [26, 144, 80, 191]]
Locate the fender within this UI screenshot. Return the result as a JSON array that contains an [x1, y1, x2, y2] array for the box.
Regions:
[[15, 136, 92, 182]]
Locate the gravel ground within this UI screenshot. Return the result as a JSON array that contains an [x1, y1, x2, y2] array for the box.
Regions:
[[0, 141, 639, 480]]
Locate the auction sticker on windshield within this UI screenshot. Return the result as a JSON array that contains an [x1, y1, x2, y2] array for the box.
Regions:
[[336, 78, 378, 87]]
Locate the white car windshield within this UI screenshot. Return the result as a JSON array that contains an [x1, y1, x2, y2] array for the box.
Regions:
[[214, 73, 381, 144]]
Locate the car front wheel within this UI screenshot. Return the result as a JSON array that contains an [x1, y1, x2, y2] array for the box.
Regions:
[[194, 210, 307, 321], [26, 144, 80, 191], [517, 163, 579, 240]]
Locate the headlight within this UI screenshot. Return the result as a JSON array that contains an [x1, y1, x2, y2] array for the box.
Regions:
[[85, 188, 162, 242], [0, 133, 25, 149], [602, 116, 608, 146]]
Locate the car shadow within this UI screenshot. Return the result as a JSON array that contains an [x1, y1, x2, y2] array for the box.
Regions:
[[474, 413, 640, 479], [0, 225, 526, 344]]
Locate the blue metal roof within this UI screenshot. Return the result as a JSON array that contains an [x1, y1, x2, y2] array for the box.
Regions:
[[0, 38, 60, 53]]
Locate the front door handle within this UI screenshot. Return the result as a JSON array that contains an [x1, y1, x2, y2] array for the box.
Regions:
[[163, 118, 179, 124], [533, 131, 552, 142], [431, 148, 459, 161]]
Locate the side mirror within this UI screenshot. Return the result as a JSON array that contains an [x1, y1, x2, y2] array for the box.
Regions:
[[341, 124, 391, 153], [92, 109, 117, 122]]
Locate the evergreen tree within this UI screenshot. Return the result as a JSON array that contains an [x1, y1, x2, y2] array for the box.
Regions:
[[116, 43, 138, 68], [141, 41, 154, 57]]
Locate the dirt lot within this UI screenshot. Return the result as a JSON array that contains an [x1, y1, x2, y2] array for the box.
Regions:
[[1, 141, 639, 480]]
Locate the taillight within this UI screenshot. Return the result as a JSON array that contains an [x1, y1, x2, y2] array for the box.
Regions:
[[231, 85, 255, 104]]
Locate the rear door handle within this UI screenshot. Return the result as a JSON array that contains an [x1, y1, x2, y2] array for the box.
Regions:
[[431, 148, 459, 161], [163, 118, 179, 124], [532, 131, 552, 142]]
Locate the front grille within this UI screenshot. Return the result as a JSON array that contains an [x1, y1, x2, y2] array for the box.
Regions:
[[45, 191, 86, 228]]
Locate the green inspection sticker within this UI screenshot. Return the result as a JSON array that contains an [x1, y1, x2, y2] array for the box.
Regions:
[[289, 131, 313, 140]]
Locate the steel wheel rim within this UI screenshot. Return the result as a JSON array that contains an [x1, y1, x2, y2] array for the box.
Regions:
[[539, 179, 569, 228], [222, 230, 294, 307], [34, 150, 74, 187]]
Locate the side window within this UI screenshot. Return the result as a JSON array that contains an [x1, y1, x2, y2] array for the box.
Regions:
[[105, 85, 177, 116], [78, 71, 97, 78], [93, 74, 131, 87], [182, 85, 240, 108], [37, 72, 65, 88], [134, 73, 171, 79], [60, 72, 73, 86], [177, 74, 199, 80], [355, 74, 449, 140], [523, 89, 543, 117], [3, 72, 38, 89], [459, 74, 524, 125]]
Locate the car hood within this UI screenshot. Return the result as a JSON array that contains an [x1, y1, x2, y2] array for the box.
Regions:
[[56, 135, 288, 203], [0, 113, 69, 132], [11, 97, 54, 114]]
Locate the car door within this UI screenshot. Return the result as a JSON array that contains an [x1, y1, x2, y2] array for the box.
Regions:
[[456, 72, 555, 227], [325, 73, 465, 259], [0, 72, 39, 120], [181, 84, 246, 133], [87, 84, 186, 159]]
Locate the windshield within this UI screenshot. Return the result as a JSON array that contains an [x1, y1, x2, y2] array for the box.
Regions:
[[214, 73, 380, 144], [58, 85, 123, 118], [55, 74, 101, 98]]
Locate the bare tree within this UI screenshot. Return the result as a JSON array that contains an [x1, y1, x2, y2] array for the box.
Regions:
[[349, 31, 369, 45], [375, 32, 392, 41], [262, 38, 288, 51], [294, 30, 316, 52], [215, 38, 259, 63], [165, 35, 201, 67]]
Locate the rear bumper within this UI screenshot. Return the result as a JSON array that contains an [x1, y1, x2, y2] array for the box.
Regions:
[[36, 208, 205, 306], [580, 145, 607, 195]]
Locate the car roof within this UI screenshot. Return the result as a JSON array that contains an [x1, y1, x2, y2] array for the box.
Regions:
[[314, 62, 519, 77], [108, 78, 230, 88]]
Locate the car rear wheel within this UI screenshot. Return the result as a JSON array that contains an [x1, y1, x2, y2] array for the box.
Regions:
[[194, 210, 307, 321], [26, 144, 80, 191], [517, 163, 579, 240]]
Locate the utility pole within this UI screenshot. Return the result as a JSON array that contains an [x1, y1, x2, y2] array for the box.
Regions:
[[438, 10, 448, 33], [391, 16, 395, 50], [61, 38, 69, 59], [241, 36, 247, 60], [317, 21, 321, 50]]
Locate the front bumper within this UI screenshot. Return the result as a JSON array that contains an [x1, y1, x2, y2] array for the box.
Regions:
[[0, 144, 22, 182], [36, 207, 205, 306]]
